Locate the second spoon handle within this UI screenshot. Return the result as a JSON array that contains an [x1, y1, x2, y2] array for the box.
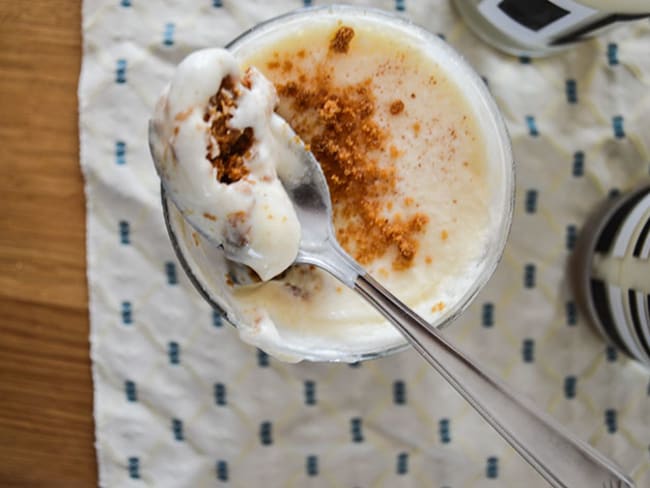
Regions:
[[354, 272, 634, 488]]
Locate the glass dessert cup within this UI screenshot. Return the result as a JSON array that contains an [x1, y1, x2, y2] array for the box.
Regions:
[[160, 5, 515, 362]]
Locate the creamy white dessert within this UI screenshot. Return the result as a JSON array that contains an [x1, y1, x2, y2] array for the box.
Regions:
[[162, 8, 513, 362], [150, 49, 301, 281]]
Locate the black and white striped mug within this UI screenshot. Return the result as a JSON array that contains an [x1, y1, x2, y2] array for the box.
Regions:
[[572, 183, 650, 366]]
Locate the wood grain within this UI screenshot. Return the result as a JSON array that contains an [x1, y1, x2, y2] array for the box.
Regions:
[[0, 1, 97, 485]]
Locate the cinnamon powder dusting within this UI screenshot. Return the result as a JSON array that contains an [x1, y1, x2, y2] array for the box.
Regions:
[[389, 100, 404, 115], [431, 301, 445, 313], [205, 74, 254, 184], [275, 26, 429, 270]]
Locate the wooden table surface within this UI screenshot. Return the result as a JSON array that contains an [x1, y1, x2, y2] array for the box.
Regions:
[[0, 1, 97, 485]]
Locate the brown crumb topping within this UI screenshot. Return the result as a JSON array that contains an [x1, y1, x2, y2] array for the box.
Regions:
[[205, 74, 255, 184], [329, 26, 355, 54], [389, 100, 404, 115], [275, 39, 429, 270]]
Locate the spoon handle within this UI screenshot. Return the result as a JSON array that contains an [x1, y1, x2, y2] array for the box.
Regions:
[[354, 272, 634, 488]]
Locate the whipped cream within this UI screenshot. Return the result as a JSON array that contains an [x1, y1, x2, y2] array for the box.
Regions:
[[150, 49, 301, 281]]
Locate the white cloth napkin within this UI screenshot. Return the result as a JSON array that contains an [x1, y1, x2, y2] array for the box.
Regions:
[[79, 1, 650, 486]]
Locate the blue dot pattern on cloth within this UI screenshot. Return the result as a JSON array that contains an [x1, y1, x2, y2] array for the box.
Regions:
[[214, 383, 226, 406], [163, 22, 175, 46], [172, 418, 184, 441], [607, 43, 619, 65], [564, 376, 577, 399], [486, 456, 499, 479], [524, 263, 536, 288], [306, 455, 318, 476], [168, 341, 180, 364], [128, 457, 139, 479], [121, 301, 132, 324], [482, 302, 494, 327], [304, 380, 316, 405], [79, 2, 650, 486], [393, 380, 406, 405], [115, 141, 126, 165], [605, 409, 618, 434], [566, 224, 577, 250], [257, 348, 269, 367], [612, 115, 625, 139], [115, 59, 126, 83], [260, 421, 272, 445], [165, 261, 177, 285], [525, 189, 538, 213], [118, 220, 130, 244], [566, 79, 578, 104], [216, 460, 228, 481], [351, 418, 363, 443], [212, 310, 223, 327], [125, 380, 137, 402], [566, 301, 577, 326], [572, 151, 584, 177], [526, 115, 539, 136], [396, 452, 408, 474], [439, 418, 451, 444], [522, 339, 535, 363], [606, 345, 618, 362]]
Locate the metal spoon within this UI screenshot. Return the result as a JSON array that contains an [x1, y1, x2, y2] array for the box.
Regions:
[[258, 132, 635, 488], [150, 121, 634, 487]]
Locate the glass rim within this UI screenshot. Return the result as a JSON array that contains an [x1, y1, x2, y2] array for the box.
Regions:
[[160, 4, 515, 362]]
